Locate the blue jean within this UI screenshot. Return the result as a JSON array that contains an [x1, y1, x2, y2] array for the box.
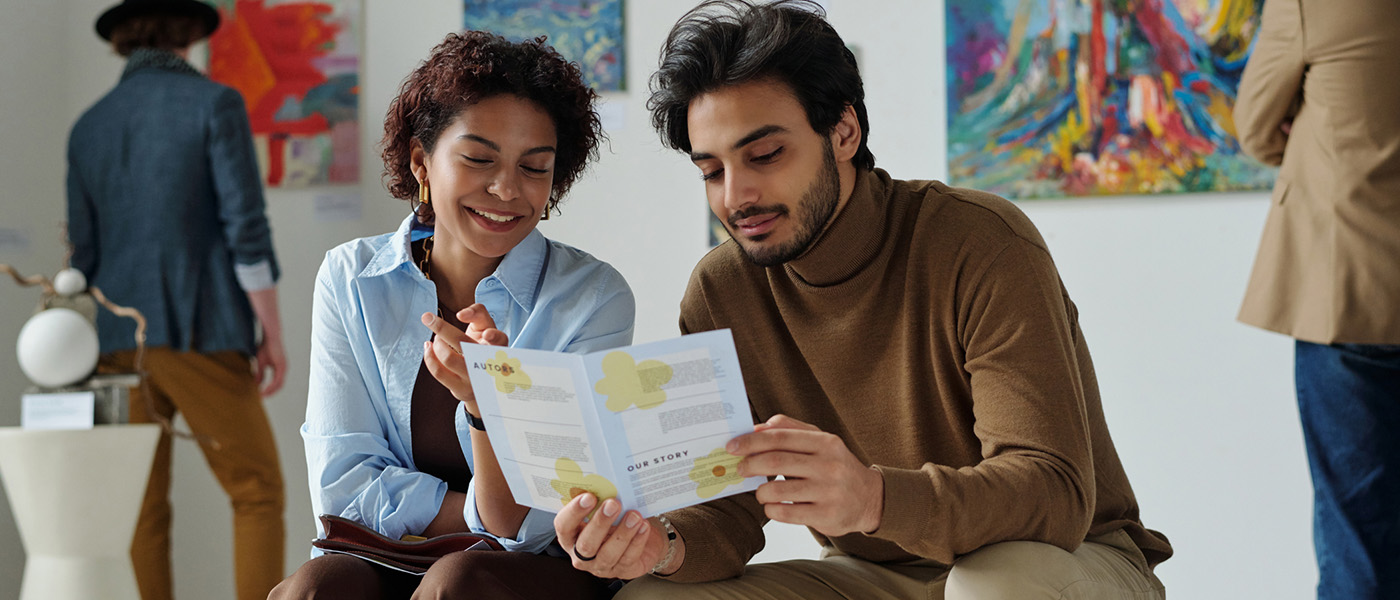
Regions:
[[1296, 341, 1400, 600]]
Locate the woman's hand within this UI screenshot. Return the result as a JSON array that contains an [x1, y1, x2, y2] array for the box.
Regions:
[[424, 304, 530, 536], [421, 312, 474, 407], [421, 303, 507, 409], [554, 493, 671, 579], [454, 303, 509, 346]]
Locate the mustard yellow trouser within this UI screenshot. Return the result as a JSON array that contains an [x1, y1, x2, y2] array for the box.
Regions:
[[101, 348, 285, 600], [617, 529, 1166, 599]]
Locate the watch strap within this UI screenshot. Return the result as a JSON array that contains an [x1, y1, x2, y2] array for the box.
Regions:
[[464, 406, 487, 432]]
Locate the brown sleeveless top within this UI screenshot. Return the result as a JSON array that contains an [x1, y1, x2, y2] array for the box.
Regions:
[[410, 304, 473, 493]]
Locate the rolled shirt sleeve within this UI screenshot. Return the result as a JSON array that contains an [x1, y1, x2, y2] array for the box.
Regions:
[[234, 259, 276, 292], [303, 256, 444, 541], [462, 478, 558, 553], [208, 87, 280, 281]]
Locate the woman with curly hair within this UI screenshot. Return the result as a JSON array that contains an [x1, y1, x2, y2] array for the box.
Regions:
[[270, 31, 634, 599]]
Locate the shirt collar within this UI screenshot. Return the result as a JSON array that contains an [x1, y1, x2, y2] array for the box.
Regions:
[[121, 48, 202, 82], [360, 214, 424, 278], [360, 214, 549, 310], [493, 227, 549, 311]]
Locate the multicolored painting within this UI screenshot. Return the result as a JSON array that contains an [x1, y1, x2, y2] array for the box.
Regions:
[[464, 0, 625, 92], [946, 0, 1274, 199], [208, 0, 359, 187]]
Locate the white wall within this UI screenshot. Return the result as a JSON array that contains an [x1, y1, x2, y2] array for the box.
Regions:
[[0, 1, 1314, 599], [0, 2, 68, 596]]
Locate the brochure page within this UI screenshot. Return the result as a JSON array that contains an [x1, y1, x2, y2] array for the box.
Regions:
[[462, 329, 762, 517]]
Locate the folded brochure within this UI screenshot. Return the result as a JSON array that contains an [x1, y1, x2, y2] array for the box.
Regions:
[[460, 329, 762, 517]]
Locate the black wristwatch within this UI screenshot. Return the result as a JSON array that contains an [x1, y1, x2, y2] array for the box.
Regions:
[[465, 406, 487, 432]]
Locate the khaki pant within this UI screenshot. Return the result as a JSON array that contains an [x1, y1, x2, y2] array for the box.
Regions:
[[617, 530, 1165, 599], [101, 348, 285, 600]]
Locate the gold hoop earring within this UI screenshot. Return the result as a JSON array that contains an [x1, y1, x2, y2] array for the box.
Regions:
[[540, 197, 554, 221], [419, 181, 430, 205]]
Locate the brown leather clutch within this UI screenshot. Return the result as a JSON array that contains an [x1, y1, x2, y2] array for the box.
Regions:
[[311, 514, 504, 575]]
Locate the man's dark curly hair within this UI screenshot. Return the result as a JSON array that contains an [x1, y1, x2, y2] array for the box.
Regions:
[[381, 31, 602, 219], [648, 0, 874, 170]]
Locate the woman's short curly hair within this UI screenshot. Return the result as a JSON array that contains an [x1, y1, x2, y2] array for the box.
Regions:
[[381, 31, 602, 219]]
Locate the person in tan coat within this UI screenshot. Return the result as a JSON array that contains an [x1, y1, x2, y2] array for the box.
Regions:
[[1234, 0, 1400, 597]]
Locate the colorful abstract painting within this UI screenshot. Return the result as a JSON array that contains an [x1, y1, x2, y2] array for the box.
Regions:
[[208, 0, 359, 187], [946, 0, 1274, 199], [464, 0, 625, 92]]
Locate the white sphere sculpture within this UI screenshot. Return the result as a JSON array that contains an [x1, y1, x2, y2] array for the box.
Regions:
[[16, 308, 100, 388], [52, 268, 87, 296]]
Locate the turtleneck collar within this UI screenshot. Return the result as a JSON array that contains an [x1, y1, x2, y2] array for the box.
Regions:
[[783, 167, 893, 287], [121, 48, 202, 81]]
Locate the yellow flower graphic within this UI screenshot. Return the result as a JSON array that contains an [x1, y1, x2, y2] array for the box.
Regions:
[[593, 351, 673, 412], [549, 457, 617, 508], [485, 350, 532, 393], [689, 448, 744, 498]]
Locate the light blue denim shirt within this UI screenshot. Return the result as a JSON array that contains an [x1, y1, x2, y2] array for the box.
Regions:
[[303, 214, 635, 554]]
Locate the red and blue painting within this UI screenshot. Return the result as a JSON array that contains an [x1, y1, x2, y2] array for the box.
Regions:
[[208, 0, 359, 188]]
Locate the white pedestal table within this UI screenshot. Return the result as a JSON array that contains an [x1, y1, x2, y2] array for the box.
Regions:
[[0, 424, 159, 600]]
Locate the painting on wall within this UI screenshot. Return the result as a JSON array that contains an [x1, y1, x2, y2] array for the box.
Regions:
[[464, 0, 625, 92], [946, 0, 1274, 199], [208, 0, 360, 188]]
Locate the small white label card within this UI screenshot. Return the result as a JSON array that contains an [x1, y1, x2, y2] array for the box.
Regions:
[[0, 227, 32, 256], [21, 391, 96, 430], [314, 191, 363, 222]]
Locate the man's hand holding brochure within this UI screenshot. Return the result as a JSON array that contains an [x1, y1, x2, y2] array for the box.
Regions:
[[459, 329, 764, 517]]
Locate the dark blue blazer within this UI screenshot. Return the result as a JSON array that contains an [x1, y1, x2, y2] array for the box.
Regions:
[[66, 52, 279, 356]]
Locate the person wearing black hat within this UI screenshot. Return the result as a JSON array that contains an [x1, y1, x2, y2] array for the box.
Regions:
[[95, 0, 221, 46], [66, 2, 287, 600]]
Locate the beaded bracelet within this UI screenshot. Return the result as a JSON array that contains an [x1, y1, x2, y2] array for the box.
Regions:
[[650, 514, 679, 575]]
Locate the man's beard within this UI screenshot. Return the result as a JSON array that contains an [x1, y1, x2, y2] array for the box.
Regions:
[[728, 141, 840, 268]]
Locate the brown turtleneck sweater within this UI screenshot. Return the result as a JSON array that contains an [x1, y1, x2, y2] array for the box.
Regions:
[[667, 168, 1172, 582]]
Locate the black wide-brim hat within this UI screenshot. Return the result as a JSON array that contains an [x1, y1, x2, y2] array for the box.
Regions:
[[95, 0, 221, 42]]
